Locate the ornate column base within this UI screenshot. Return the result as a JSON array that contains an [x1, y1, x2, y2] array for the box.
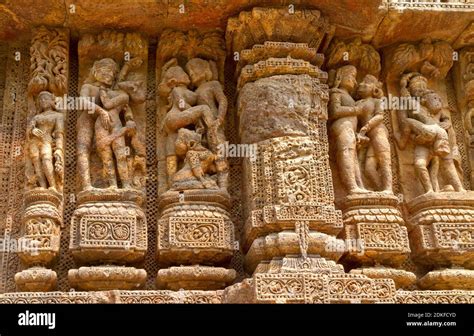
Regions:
[[349, 267, 417, 289], [14, 267, 57, 292], [408, 192, 474, 290], [15, 189, 62, 292], [156, 265, 236, 290], [69, 189, 147, 291], [417, 268, 474, 290], [244, 231, 344, 273], [156, 190, 237, 290], [339, 193, 415, 288], [68, 266, 146, 291], [225, 255, 397, 303]]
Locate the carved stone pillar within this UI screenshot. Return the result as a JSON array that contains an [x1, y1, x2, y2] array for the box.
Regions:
[[155, 29, 237, 290], [223, 7, 399, 303], [68, 31, 148, 291], [385, 39, 474, 290], [14, 27, 69, 292], [230, 12, 344, 275], [325, 38, 414, 289]]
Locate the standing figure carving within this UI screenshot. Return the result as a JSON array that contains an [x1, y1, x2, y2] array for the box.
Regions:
[[25, 91, 64, 192], [355, 75, 393, 193], [396, 73, 464, 194], [329, 65, 367, 194], [76, 57, 145, 190]]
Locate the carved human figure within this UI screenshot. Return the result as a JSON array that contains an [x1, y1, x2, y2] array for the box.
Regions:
[[95, 85, 135, 189], [76, 58, 115, 191], [171, 128, 219, 190], [463, 62, 474, 135], [118, 80, 147, 188], [329, 65, 367, 194], [397, 73, 464, 194], [355, 75, 393, 193], [26, 91, 64, 191], [158, 59, 215, 187], [77, 57, 145, 190], [185, 58, 228, 189]]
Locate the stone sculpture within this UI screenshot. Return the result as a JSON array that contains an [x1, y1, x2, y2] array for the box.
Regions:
[[69, 32, 148, 291], [155, 30, 236, 291], [0, 3, 472, 303]]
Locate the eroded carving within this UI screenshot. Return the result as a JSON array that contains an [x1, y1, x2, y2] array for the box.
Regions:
[[16, 27, 69, 292], [155, 30, 235, 290], [69, 31, 148, 291]]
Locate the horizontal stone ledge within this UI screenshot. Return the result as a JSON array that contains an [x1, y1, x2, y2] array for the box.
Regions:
[[1, 288, 473, 304]]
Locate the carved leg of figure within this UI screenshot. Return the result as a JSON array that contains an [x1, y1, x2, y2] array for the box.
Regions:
[[371, 133, 393, 193], [364, 146, 381, 190], [215, 157, 229, 190], [354, 149, 365, 190], [25, 155, 37, 189], [441, 158, 465, 192], [97, 144, 118, 188], [429, 156, 440, 192], [130, 132, 146, 186], [414, 145, 433, 194], [166, 155, 177, 187], [112, 137, 131, 189], [30, 144, 47, 188], [77, 114, 94, 190], [335, 129, 368, 194], [338, 148, 366, 194], [41, 150, 56, 191]]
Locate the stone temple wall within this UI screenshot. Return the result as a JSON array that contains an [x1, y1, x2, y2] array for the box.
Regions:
[[0, 1, 473, 303]]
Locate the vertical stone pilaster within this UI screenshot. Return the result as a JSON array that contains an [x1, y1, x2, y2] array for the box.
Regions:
[[0, 41, 29, 293], [11, 27, 69, 292]]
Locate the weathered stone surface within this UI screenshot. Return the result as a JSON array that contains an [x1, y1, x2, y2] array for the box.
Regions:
[[0, 1, 385, 41], [68, 266, 147, 291], [156, 266, 236, 290], [349, 267, 417, 289], [418, 268, 474, 290], [0, 1, 474, 304]]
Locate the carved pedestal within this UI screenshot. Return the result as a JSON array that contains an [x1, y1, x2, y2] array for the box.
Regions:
[[156, 190, 236, 290], [225, 255, 397, 303], [68, 189, 147, 290], [408, 192, 474, 289], [340, 193, 416, 288], [15, 190, 62, 291]]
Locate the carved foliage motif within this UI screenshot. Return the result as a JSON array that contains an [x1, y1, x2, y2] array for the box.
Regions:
[[255, 273, 396, 303], [28, 27, 68, 99]]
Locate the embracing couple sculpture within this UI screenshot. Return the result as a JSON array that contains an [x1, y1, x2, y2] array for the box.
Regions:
[[329, 65, 463, 196], [76, 57, 145, 191]]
